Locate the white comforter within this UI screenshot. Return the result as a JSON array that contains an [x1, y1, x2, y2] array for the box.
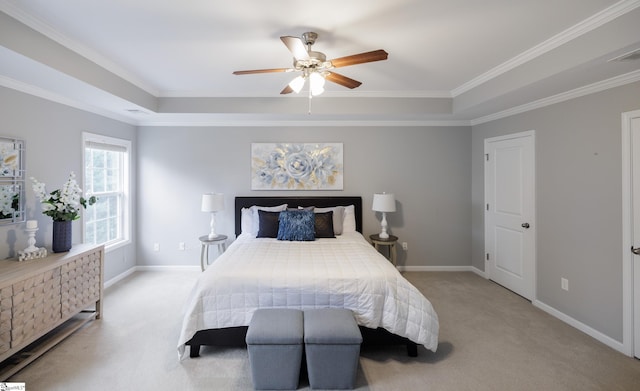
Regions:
[[177, 232, 439, 356]]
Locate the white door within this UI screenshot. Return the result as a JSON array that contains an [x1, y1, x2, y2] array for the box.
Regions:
[[629, 114, 640, 358], [485, 131, 535, 300], [622, 110, 640, 358]]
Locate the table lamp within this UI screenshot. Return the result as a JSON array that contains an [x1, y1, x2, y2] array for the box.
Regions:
[[372, 193, 396, 239], [201, 193, 224, 239]]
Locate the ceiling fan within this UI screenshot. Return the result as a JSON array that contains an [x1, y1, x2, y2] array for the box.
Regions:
[[233, 32, 388, 96]]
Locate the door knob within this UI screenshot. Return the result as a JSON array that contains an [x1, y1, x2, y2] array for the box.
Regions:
[[631, 246, 640, 255], [521, 223, 530, 229]]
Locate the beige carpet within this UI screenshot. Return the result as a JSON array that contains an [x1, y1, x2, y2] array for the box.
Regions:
[[7, 271, 640, 390]]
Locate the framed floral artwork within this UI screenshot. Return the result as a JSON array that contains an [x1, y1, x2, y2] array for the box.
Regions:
[[0, 136, 25, 225], [251, 143, 344, 190]]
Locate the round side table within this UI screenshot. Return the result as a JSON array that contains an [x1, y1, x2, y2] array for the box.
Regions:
[[199, 234, 228, 271], [369, 234, 398, 266]]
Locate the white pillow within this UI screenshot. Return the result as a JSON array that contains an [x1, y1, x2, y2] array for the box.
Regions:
[[250, 204, 288, 236], [342, 205, 356, 233], [240, 208, 253, 234], [313, 206, 345, 235]]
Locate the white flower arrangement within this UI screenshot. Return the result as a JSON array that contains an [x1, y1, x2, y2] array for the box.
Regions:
[[31, 172, 96, 222]]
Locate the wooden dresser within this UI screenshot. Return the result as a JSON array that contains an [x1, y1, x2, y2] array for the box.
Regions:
[[0, 244, 104, 380]]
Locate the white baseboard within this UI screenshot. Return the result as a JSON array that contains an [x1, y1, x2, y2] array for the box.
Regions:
[[533, 299, 626, 355], [104, 267, 137, 289], [134, 265, 201, 272], [470, 266, 488, 279], [397, 265, 488, 279]]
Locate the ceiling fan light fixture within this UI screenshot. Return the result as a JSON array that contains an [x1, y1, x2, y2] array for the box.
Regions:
[[310, 72, 326, 96], [289, 75, 305, 93], [233, 32, 388, 100]]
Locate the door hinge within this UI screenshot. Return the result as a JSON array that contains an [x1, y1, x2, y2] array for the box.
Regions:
[[486, 253, 490, 261], [485, 153, 489, 161], [486, 203, 489, 211]]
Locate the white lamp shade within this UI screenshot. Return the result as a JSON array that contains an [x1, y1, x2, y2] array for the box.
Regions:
[[372, 193, 396, 212], [201, 193, 224, 212]]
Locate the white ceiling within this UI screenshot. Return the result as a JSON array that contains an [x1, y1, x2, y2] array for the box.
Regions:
[[1, 0, 639, 125]]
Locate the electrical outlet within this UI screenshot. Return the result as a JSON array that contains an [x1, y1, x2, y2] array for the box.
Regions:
[[561, 278, 569, 291], [153, 243, 159, 252], [402, 242, 408, 251], [179, 242, 185, 251]]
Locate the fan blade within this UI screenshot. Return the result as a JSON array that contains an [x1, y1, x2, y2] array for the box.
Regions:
[[280, 85, 294, 94], [329, 49, 388, 68], [326, 72, 362, 89], [233, 68, 292, 75], [280, 36, 310, 61]]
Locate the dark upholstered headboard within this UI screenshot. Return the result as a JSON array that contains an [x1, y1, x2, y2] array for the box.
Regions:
[[235, 196, 363, 237]]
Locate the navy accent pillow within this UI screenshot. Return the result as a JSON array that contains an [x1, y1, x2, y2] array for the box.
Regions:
[[257, 210, 280, 238], [277, 210, 316, 241], [313, 206, 345, 235], [314, 211, 335, 238]]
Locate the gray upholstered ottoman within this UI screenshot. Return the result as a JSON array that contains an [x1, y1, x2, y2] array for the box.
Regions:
[[246, 309, 304, 390], [303, 309, 363, 390]]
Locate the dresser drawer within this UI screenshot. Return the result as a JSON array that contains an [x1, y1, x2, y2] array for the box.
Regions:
[[11, 268, 61, 347], [0, 286, 11, 355], [60, 249, 102, 318]]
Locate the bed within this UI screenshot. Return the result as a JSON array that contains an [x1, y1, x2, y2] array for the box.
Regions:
[[178, 196, 439, 358]]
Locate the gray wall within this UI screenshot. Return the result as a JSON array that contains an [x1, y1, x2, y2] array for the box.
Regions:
[[471, 81, 640, 342], [136, 126, 472, 269], [0, 86, 137, 282]]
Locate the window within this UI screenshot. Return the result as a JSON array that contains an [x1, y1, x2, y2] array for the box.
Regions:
[[83, 133, 131, 250]]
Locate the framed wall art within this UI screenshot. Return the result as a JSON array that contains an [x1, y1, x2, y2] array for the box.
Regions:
[[0, 136, 25, 225], [251, 143, 343, 190]]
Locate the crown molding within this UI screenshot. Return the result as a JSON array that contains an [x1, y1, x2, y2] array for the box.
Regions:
[[136, 117, 471, 127], [158, 89, 453, 99], [470, 69, 640, 125], [452, 0, 640, 97]]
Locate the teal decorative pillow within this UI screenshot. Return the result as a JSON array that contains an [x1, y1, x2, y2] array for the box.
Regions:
[[277, 210, 315, 241]]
